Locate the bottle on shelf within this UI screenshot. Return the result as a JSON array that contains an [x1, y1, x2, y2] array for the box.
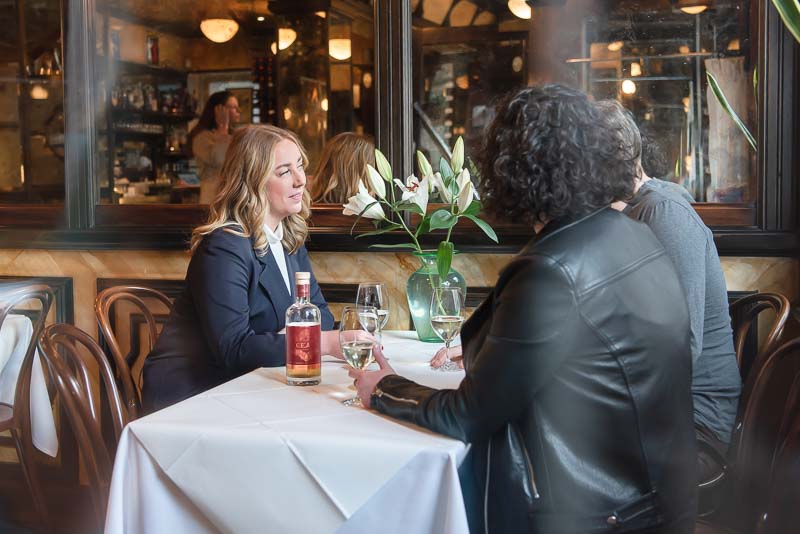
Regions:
[[285, 272, 322, 385]]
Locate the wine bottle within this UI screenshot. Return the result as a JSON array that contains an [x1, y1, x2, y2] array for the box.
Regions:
[[285, 272, 321, 385]]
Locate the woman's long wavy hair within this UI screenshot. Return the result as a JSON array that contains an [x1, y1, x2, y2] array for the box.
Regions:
[[186, 90, 234, 157], [190, 124, 311, 256], [309, 132, 375, 203], [479, 84, 638, 226]]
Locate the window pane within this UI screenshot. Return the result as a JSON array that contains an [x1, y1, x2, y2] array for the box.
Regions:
[[94, 0, 375, 205], [412, 0, 756, 204], [0, 0, 65, 204]]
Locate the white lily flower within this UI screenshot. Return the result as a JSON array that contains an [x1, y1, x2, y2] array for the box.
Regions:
[[457, 180, 475, 213], [365, 164, 387, 199], [343, 182, 386, 220], [430, 172, 452, 203], [450, 136, 464, 173], [394, 174, 429, 214]]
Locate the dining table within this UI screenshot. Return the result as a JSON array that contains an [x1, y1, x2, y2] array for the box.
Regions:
[[104, 330, 469, 534], [0, 314, 58, 457]]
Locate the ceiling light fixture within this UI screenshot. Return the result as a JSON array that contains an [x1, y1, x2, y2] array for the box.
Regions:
[[200, 19, 240, 43], [622, 80, 637, 95], [328, 38, 352, 61], [630, 62, 642, 77], [278, 28, 297, 50], [257, 16, 265, 22], [607, 41, 624, 52], [30, 84, 49, 100], [507, 0, 531, 19], [681, 5, 707, 14]]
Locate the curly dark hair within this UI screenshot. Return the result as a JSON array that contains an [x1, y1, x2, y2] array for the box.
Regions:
[[640, 125, 670, 179], [479, 85, 638, 225]]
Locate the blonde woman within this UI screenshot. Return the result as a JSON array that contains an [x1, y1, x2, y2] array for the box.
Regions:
[[142, 125, 336, 414], [309, 132, 375, 203]]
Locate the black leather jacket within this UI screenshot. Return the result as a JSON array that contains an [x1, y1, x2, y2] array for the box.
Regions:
[[372, 209, 697, 533]]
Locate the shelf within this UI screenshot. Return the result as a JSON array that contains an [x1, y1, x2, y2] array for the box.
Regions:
[[113, 129, 165, 138], [113, 60, 186, 79], [111, 108, 197, 122]]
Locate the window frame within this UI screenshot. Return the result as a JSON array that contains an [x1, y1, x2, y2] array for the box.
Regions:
[[0, 0, 795, 256]]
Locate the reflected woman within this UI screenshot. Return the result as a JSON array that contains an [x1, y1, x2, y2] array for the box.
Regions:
[[188, 91, 240, 203], [142, 125, 337, 414], [309, 132, 375, 204], [350, 85, 697, 533]]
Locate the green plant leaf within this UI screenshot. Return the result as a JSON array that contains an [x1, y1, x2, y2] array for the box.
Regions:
[[439, 157, 454, 186], [429, 209, 458, 231], [437, 241, 454, 280], [415, 216, 431, 237], [771, 0, 800, 44], [369, 243, 420, 250], [450, 136, 464, 174], [394, 201, 425, 216], [707, 71, 757, 151], [354, 222, 403, 239], [465, 215, 499, 243], [374, 148, 394, 182], [462, 200, 482, 217]]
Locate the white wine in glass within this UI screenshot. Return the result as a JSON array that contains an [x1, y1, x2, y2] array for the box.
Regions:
[[430, 287, 465, 372], [340, 305, 378, 406], [357, 282, 390, 330]]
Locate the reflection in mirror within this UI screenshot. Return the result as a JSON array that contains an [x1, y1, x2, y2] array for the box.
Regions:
[[0, 0, 65, 204], [412, 0, 755, 204], [93, 0, 375, 205], [309, 132, 375, 205]]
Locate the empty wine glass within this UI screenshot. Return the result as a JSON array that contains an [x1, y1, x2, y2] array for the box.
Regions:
[[429, 287, 465, 372], [356, 282, 390, 331], [340, 305, 377, 406]]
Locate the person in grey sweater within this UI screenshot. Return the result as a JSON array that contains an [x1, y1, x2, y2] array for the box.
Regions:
[[598, 100, 742, 482]]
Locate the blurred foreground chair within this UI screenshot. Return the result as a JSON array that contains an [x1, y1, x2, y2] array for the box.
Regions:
[[0, 284, 54, 527], [729, 293, 790, 390], [39, 323, 128, 529], [697, 335, 800, 533], [95, 286, 172, 419]]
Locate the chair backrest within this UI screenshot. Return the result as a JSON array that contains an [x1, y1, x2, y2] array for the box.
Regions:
[[727, 335, 800, 531], [39, 323, 128, 528], [755, 372, 800, 534], [0, 284, 54, 443], [729, 293, 790, 386], [95, 286, 172, 419]]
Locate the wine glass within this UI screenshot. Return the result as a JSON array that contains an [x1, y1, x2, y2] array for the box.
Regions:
[[429, 287, 465, 372], [340, 305, 377, 406], [356, 282, 390, 331]]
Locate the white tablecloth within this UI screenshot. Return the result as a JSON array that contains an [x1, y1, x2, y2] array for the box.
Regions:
[[105, 331, 468, 534], [0, 314, 58, 457]]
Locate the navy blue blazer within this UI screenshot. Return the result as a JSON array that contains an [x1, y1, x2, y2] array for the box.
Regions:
[[141, 227, 334, 413]]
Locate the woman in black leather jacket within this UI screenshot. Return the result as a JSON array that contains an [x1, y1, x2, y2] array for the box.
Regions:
[[350, 85, 697, 533]]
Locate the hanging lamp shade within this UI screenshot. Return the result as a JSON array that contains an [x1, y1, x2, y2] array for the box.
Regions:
[[278, 28, 297, 50], [507, 0, 531, 19], [200, 19, 240, 43], [328, 38, 352, 60]]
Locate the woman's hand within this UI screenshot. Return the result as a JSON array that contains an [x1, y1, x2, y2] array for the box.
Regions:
[[430, 345, 463, 369], [321, 330, 343, 359], [214, 104, 230, 134], [348, 346, 395, 408]]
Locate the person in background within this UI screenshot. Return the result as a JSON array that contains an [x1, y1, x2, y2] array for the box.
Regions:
[[351, 85, 697, 533], [638, 124, 695, 202], [188, 91, 241, 203], [142, 125, 337, 414], [308, 132, 375, 204], [598, 99, 741, 484]]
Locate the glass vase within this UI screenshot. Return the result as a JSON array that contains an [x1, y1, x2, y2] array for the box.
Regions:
[[407, 252, 467, 342]]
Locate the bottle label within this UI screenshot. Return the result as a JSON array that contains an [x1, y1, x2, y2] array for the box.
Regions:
[[286, 323, 321, 366]]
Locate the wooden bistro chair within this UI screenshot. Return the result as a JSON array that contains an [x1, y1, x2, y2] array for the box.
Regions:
[[729, 293, 790, 389], [95, 286, 172, 419], [39, 323, 128, 530], [0, 284, 54, 527], [698, 336, 800, 533]]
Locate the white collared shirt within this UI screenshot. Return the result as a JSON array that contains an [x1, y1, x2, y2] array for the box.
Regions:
[[263, 223, 291, 294]]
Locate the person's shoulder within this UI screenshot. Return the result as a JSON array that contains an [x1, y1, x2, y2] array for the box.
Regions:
[[646, 178, 695, 202], [196, 225, 253, 256]]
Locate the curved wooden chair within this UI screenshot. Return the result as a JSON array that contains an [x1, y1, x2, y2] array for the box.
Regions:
[[0, 283, 54, 527], [95, 286, 172, 419], [39, 323, 128, 529], [729, 293, 790, 387]]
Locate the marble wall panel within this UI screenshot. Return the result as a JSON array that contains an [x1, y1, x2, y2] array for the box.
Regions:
[[0, 249, 796, 340]]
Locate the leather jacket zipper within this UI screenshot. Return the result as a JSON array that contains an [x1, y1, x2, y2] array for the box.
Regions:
[[515, 425, 540, 499], [373, 388, 419, 405]]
